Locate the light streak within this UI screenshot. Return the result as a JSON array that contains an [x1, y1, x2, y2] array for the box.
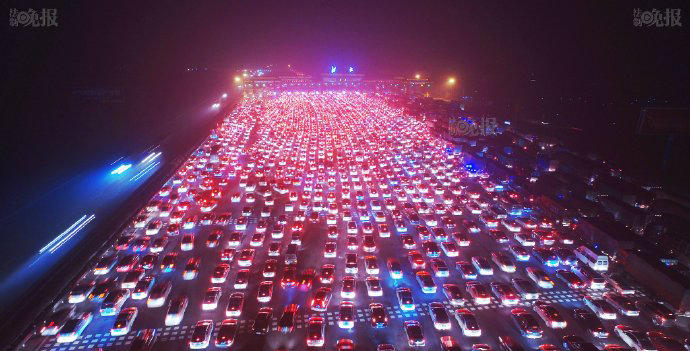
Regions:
[[110, 163, 132, 175], [129, 161, 160, 182], [109, 156, 124, 166], [38, 214, 96, 254], [49, 214, 95, 254], [39, 215, 87, 254], [140, 151, 161, 164]]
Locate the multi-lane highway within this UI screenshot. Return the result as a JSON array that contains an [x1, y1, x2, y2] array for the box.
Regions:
[[24, 92, 688, 351]]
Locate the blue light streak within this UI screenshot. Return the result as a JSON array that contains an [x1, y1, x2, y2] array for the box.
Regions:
[[129, 161, 160, 182], [38, 214, 96, 254], [110, 163, 132, 175]]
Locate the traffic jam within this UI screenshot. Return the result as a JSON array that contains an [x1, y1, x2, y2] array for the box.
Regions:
[[37, 92, 687, 351]]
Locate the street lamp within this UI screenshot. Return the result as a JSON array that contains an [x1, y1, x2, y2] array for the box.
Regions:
[[234, 76, 242, 83], [415, 73, 421, 80], [447, 77, 456, 85]]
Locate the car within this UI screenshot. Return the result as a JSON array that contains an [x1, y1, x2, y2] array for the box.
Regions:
[[583, 295, 617, 320], [443, 283, 466, 306], [515, 233, 536, 246], [533, 248, 559, 267], [363, 235, 377, 252], [569, 266, 605, 290], [335, 339, 355, 351], [281, 266, 298, 289], [227, 231, 242, 247], [100, 289, 131, 316], [215, 319, 238, 348], [457, 261, 478, 279], [404, 320, 426, 347], [165, 295, 189, 326], [562, 335, 600, 351], [150, 236, 167, 253], [422, 240, 441, 257], [455, 308, 481, 337], [491, 282, 520, 306], [94, 255, 117, 275], [534, 301, 567, 328], [511, 308, 543, 338], [387, 258, 403, 279], [306, 316, 325, 347], [225, 292, 244, 317], [366, 276, 384, 296], [441, 336, 463, 351], [556, 269, 586, 289], [466, 281, 491, 304], [472, 344, 493, 351], [511, 278, 540, 300], [56, 312, 92, 343], [320, 264, 335, 284], [40, 306, 75, 336], [299, 268, 316, 291], [234, 269, 250, 289], [472, 256, 494, 275], [397, 287, 415, 310], [509, 245, 531, 261], [267, 242, 281, 256], [180, 234, 195, 251], [453, 232, 471, 246], [324, 241, 337, 258], [257, 281, 274, 303], [614, 325, 656, 351], [237, 248, 255, 267], [635, 300, 676, 326], [492, 251, 516, 273], [416, 271, 437, 293], [603, 345, 634, 351], [338, 301, 355, 329], [369, 303, 389, 328], [262, 259, 278, 278], [429, 302, 451, 330], [278, 304, 299, 333], [210, 263, 230, 284], [250, 233, 265, 247], [147, 280, 172, 308], [572, 308, 609, 338], [441, 241, 460, 257], [499, 335, 527, 351], [252, 307, 272, 334], [111, 307, 138, 336], [431, 258, 450, 277], [341, 275, 356, 298], [402, 234, 417, 249], [202, 287, 222, 310], [129, 329, 157, 351], [603, 292, 639, 316], [189, 320, 213, 349], [207, 231, 222, 248], [526, 267, 555, 289], [408, 250, 426, 269], [310, 287, 333, 311], [67, 281, 95, 304], [182, 257, 201, 280], [364, 256, 380, 275]]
